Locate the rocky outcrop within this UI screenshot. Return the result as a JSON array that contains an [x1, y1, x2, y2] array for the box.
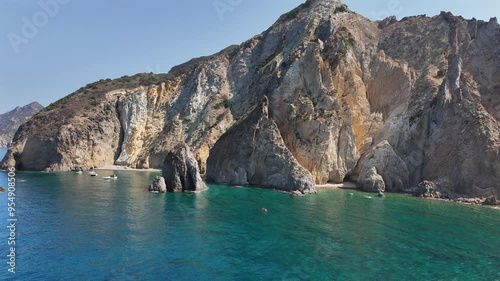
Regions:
[[0, 102, 43, 147], [358, 167, 385, 193], [271, 42, 359, 185], [1, 0, 499, 197], [207, 97, 316, 194], [149, 176, 167, 193], [163, 143, 207, 192], [378, 190, 385, 197], [115, 91, 149, 166], [483, 196, 499, 206], [416, 180, 442, 198], [357, 141, 409, 192]]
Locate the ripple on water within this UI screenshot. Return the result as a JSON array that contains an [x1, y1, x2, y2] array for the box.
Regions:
[[0, 165, 498, 280]]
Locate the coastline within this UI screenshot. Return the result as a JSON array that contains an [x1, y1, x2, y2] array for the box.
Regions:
[[316, 182, 358, 190], [421, 195, 499, 207], [314, 181, 498, 208], [94, 165, 161, 172]]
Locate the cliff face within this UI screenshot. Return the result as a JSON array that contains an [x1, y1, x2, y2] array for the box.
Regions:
[[0, 102, 44, 147], [163, 143, 208, 192], [207, 97, 316, 194], [2, 0, 499, 197]]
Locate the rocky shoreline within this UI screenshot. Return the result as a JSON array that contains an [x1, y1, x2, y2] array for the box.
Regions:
[[1, 0, 499, 200], [399, 181, 498, 206], [315, 181, 499, 206], [95, 165, 161, 172], [148, 172, 499, 207], [426, 196, 499, 207]]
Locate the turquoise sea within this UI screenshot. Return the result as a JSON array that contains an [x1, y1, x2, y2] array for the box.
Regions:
[[0, 148, 499, 280]]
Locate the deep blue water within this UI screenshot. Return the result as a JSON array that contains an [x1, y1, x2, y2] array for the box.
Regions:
[[0, 148, 499, 280]]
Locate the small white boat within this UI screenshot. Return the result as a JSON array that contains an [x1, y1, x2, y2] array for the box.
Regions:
[[103, 175, 118, 180], [76, 171, 83, 174], [89, 171, 98, 177]]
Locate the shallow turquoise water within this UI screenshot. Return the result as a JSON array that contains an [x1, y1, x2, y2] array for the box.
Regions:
[[0, 148, 499, 280]]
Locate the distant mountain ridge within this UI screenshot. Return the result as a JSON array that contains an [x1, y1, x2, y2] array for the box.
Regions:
[[0, 102, 44, 147]]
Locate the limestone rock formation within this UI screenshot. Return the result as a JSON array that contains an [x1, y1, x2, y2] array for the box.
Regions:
[[357, 141, 409, 192], [417, 180, 442, 198], [207, 97, 316, 194], [358, 167, 385, 193], [149, 176, 167, 193], [163, 143, 207, 192], [1, 0, 499, 197], [0, 102, 44, 147]]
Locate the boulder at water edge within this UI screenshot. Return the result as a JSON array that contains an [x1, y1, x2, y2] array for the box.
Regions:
[[163, 143, 208, 192]]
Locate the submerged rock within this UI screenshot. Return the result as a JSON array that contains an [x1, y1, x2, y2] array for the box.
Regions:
[[163, 143, 208, 192], [378, 190, 385, 197], [149, 176, 167, 193], [207, 97, 316, 194]]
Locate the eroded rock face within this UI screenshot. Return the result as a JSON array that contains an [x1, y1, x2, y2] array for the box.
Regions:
[[483, 196, 499, 206], [163, 143, 207, 192], [1, 103, 122, 171], [417, 181, 441, 198], [2, 0, 499, 197], [149, 176, 167, 193], [271, 43, 359, 185], [207, 97, 316, 194], [357, 141, 409, 192], [359, 167, 385, 192], [115, 91, 149, 166]]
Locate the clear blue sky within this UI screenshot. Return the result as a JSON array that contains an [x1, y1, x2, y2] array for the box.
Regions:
[[0, 0, 498, 113]]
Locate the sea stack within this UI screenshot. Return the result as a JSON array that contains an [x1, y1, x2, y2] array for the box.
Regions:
[[162, 143, 208, 192]]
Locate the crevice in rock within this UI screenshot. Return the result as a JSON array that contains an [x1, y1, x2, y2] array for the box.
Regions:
[[114, 98, 125, 163]]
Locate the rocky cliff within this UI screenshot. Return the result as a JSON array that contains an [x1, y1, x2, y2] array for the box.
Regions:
[[0, 102, 44, 147], [2, 0, 499, 197], [207, 96, 316, 194]]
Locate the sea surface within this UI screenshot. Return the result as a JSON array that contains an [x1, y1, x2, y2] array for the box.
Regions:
[[0, 148, 499, 280]]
